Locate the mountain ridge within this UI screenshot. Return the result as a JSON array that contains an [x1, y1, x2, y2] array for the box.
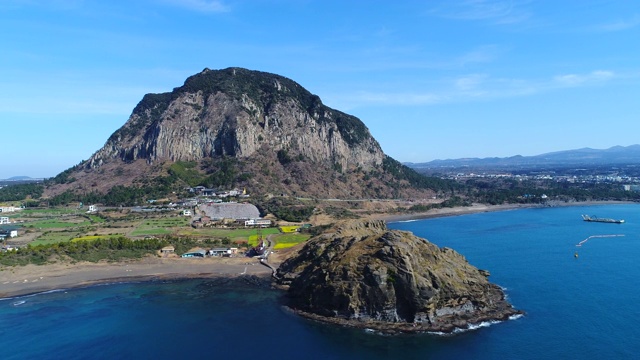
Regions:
[[44, 67, 436, 201], [406, 145, 640, 170]]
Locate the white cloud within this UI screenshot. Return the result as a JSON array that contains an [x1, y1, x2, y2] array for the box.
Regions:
[[162, 0, 229, 13], [330, 69, 620, 109], [456, 45, 503, 66], [594, 15, 640, 32], [553, 70, 615, 87], [349, 91, 445, 106], [455, 74, 488, 91], [430, 0, 532, 25]]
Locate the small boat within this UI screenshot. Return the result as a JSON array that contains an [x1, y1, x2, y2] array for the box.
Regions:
[[582, 215, 624, 224]]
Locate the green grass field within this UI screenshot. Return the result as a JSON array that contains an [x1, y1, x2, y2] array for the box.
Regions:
[[273, 233, 311, 249], [180, 227, 280, 244], [71, 234, 123, 242], [19, 208, 79, 216], [129, 217, 191, 237], [279, 225, 301, 233], [87, 215, 105, 223], [31, 231, 85, 246], [23, 219, 92, 229]]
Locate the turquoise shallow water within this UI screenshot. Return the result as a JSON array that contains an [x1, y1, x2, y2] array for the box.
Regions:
[[2, 204, 639, 359]]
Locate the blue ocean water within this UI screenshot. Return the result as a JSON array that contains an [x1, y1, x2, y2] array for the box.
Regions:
[[2, 204, 639, 359]]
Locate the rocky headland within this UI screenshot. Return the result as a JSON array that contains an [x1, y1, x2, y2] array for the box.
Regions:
[[276, 220, 521, 333]]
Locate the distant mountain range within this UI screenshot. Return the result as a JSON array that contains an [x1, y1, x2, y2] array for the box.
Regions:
[[0, 176, 41, 181], [405, 145, 640, 170]]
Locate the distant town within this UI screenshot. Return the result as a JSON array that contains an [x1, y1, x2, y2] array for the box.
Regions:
[[442, 171, 640, 191]]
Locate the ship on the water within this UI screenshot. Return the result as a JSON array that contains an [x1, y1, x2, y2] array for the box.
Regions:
[[582, 215, 625, 224]]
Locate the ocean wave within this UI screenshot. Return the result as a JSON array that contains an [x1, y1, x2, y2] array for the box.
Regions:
[[0, 288, 67, 302], [454, 320, 501, 333], [427, 314, 524, 336]]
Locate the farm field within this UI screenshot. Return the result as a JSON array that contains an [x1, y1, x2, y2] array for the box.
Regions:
[[272, 233, 311, 249], [22, 218, 92, 229], [180, 227, 280, 245], [129, 217, 191, 237], [5, 207, 314, 253]]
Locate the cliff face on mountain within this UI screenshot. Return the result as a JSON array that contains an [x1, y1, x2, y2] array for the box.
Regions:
[[276, 220, 520, 333], [47, 67, 434, 200], [88, 67, 384, 173]]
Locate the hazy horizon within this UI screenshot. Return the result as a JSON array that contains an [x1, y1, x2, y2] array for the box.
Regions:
[[3, 144, 640, 180]]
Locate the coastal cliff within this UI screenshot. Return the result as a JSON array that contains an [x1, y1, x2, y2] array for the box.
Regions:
[[276, 220, 521, 333]]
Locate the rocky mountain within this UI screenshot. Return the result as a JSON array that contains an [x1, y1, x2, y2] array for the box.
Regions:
[[276, 220, 520, 333], [407, 145, 640, 171], [47, 67, 434, 200]]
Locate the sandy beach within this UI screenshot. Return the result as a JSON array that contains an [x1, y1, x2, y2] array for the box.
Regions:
[[372, 200, 635, 223], [373, 203, 532, 222], [0, 256, 274, 299]]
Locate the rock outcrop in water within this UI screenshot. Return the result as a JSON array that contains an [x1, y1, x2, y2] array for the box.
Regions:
[[276, 220, 521, 333]]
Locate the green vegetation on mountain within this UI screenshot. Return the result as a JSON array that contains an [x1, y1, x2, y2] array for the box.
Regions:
[[381, 156, 460, 192], [0, 183, 44, 202], [46, 163, 83, 185], [168, 161, 205, 187], [255, 197, 315, 222]]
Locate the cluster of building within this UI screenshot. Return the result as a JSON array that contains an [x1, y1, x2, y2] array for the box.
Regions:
[[448, 172, 640, 190], [0, 228, 17, 240], [159, 246, 240, 258], [0, 214, 18, 246], [188, 187, 249, 198], [182, 248, 240, 258], [191, 202, 272, 228]]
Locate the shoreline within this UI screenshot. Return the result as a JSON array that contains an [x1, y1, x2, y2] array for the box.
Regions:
[[2, 200, 634, 299], [0, 256, 273, 299], [286, 305, 524, 335], [373, 200, 635, 223]]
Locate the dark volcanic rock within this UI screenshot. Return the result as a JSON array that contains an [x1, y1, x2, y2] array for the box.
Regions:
[[276, 220, 521, 333]]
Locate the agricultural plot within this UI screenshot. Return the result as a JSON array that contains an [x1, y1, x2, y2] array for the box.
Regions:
[[18, 208, 80, 217], [71, 234, 122, 242], [129, 217, 191, 237], [273, 233, 311, 249], [22, 218, 92, 229], [279, 225, 300, 233], [180, 227, 280, 245], [31, 231, 86, 246], [87, 215, 105, 223]]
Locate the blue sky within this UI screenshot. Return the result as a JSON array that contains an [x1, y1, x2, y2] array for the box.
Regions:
[[2, 0, 639, 179]]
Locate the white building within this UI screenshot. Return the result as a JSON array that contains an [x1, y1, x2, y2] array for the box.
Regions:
[[244, 219, 272, 227], [0, 229, 17, 238], [0, 217, 10, 225]]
